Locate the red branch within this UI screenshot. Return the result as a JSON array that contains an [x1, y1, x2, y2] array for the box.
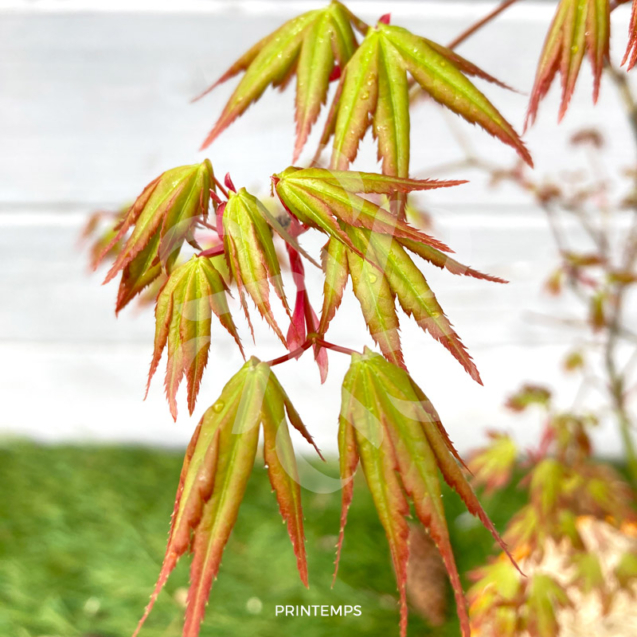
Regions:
[[448, 0, 521, 50]]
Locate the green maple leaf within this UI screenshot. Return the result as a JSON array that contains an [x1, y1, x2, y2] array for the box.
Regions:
[[335, 348, 516, 637], [361, 227, 496, 380], [115, 233, 165, 313], [526, 574, 571, 637], [468, 557, 522, 637], [468, 557, 522, 606], [135, 358, 322, 637], [526, 0, 610, 127], [274, 167, 505, 379], [314, 19, 531, 205], [96, 159, 215, 312], [615, 551, 637, 590], [146, 255, 243, 420], [197, 1, 366, 160], [273, 167, 461, 255], [86, 208, 167, 314], [468, 432, 518, 494], [221, 187, 297, 344], [570, 553, 605, 596]]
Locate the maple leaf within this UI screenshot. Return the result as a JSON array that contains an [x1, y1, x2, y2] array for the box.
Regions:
[[624, 0, 637, 70], [526, 0, 610, 128], [273, 167, 504, 379], [355, 227, 488, 380], [115, 232, 166, 314], [135, 358, 322, 637], [315, 18, 531, 197], [197, 1, 366, 160], [80, 207, 126, 271], [273, 167, 462, 255], [345, 237, 404, 367], [506, 384, 552, 412], [146, 255, 243, 420], [318, 236, 350, 337], [570, 552, 605, 597], [525, 574, 571, 637], [96, 160, 215, 311], [335, 348, 516, 637], [589, 289, 606, 331], [468, 557, 523, 637], [615, 551, 637, 590], [81, 207, 166, 314], [468, 432, 518, 494], [221, 187, 296, 344], [530, 459, 565, 520]]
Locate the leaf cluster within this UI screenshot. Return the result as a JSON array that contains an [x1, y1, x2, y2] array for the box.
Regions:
[[468, 385, 637, 637], [84, 0, 637, 635]]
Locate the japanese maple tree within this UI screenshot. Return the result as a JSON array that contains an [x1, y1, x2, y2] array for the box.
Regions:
[[84, 1, 637, 636]]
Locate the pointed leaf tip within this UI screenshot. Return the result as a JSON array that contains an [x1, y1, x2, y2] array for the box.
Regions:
[[223, 188, 292, 344], [198, 2, 364, 157], [146, 256, 242, 418], [224, 172, 236, 192], [623, 0, 637, 70], [526, 0, 609, 129], [336, 352, 512, 636], [137, 361, 316, 636], [100, 161, 214, 317], [317, 22, 533, 173]]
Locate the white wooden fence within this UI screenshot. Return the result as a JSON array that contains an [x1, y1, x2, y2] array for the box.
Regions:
[[1, 0, 635, 455]]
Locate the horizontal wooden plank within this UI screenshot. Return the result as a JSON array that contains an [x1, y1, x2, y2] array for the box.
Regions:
[[0, 2, 634, 207], [0, 206, 588, 346], [0, 339, 625, 458]]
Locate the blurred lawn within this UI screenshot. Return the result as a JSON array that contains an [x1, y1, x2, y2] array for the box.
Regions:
[[0, 442, 526, 637]]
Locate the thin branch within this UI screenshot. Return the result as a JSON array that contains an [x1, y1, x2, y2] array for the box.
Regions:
[[213, 176, 229, 199], [409, 0, 522, 101], [448, 0, 522, 50], [267, 337, 360, 367], [526, 311, 637, 343], [314, 339, 360, 357], [603, 61, 637, 482], [622, 344, 637, 379], [606, 62, 637, 148], [267, 341, 313, 367]]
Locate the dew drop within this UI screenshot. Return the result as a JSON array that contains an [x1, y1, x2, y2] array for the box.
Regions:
[[213, 400, 225, 413], [368, 273, 378, 283]]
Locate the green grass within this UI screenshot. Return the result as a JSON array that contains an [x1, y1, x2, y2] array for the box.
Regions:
[[0, 442, 527, 637]]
